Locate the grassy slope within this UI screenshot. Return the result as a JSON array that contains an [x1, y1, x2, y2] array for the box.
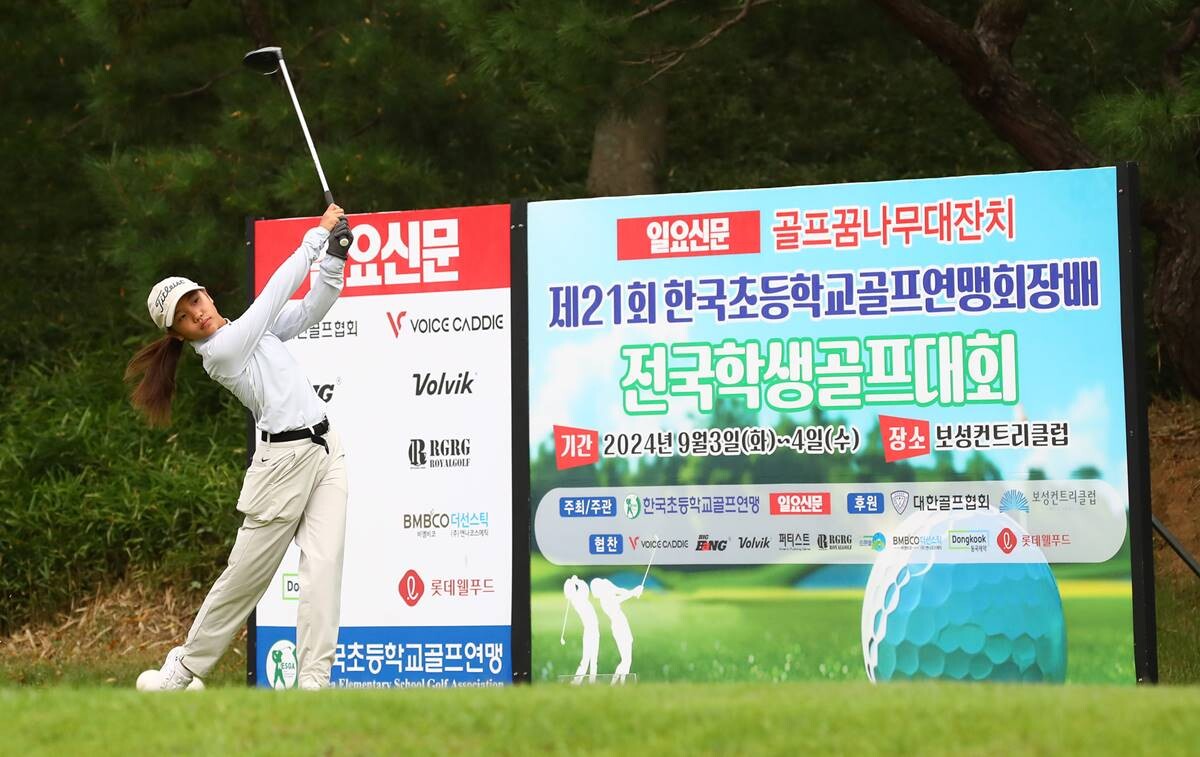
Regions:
[[5, 683, 1200, 756]]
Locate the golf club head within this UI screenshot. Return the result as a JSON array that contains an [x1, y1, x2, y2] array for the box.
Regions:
[[243, 46, 283, 75]]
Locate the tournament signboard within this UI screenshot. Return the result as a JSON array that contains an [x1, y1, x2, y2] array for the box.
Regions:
[[527, 167, 1155, 684], [249, 204, 513, 688]]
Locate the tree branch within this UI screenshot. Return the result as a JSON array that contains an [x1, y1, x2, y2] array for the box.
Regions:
[[626, 0, 777, 84], [632, 0, 681, 21], [164, 68, 237, 100], [974, 0, 1027, 62], [1165, 6, 1200, 91], [871, 0, 986, 79], [870, 0, 1096, 170]]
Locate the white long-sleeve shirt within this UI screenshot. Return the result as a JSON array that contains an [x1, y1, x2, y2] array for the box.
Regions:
[[192, 226, 343, 433]]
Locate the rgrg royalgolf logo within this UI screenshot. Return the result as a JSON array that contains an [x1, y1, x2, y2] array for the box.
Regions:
[[265, 639, 299, 689]]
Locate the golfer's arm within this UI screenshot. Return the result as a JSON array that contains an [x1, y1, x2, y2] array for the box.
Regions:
[[212, 227, 329, 369], [271, 253, 345, 341]]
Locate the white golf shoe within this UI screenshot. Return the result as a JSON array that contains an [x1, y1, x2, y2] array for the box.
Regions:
[[157, 646, 195, 691]]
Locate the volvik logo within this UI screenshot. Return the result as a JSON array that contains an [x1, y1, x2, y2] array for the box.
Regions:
[[413, 371, 475, 396], [385, 311, 409, 337]]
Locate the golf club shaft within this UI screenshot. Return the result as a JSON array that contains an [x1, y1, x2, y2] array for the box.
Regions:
[[639, 547, 657, 590], [560, 601, 570, 642], [276, 58, 333, 206]]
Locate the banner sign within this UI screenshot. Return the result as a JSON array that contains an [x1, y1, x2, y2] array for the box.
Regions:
[[527, 168, 1151, 685], [250, 204, 513, 689]]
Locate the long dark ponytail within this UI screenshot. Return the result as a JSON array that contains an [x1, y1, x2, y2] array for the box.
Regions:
[[125, 335, 184, 427]]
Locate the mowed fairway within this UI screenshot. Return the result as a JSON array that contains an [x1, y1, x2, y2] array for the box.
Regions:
[[534, 583, 1134, 684], [5, 682, 1199, 755]]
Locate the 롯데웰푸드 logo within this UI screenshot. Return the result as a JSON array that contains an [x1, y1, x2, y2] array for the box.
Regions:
[[265, 640, 299, 689], [997, 527, 1018, 555], [399, 569, 425, 607], [999, 489, 1030, 513]]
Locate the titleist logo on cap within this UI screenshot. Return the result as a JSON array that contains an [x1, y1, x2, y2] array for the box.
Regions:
[[154, 279, 186, 313]]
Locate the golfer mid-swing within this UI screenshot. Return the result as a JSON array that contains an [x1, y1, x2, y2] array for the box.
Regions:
[[126, 203, 354, 690]]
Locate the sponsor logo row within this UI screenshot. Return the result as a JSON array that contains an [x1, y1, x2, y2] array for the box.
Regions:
[[283, 569, 499, 608], [558, 488, 1086, 519], [588, 527, 1067, 557]]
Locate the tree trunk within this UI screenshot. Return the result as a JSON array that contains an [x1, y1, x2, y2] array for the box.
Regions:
[[239, 0, 276, 48], [586, 92, 667, 197], [871, 0, 1200, 395], [1146, 200, 1200, 393]]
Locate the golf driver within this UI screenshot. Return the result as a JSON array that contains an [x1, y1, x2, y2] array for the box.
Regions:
[[243, 46, 349, 250], [559, 601, 569, 646], [638, 539, 659, 594]]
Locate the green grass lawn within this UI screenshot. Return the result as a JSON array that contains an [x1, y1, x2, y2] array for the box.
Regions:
[[4, 682, 1199, 756]]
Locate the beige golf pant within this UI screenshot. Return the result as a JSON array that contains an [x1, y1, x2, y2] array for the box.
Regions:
[[181, 429, 347, 688]]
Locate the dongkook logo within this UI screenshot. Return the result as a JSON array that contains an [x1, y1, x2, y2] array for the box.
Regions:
[[265, 640, 298, 689]]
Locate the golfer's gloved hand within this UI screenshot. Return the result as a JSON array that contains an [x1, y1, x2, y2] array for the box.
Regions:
[[325, 218, 354, 260]]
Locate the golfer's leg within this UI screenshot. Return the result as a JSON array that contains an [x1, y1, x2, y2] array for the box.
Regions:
[[181, 517, 299, 677], [294, 438, 348, 688]]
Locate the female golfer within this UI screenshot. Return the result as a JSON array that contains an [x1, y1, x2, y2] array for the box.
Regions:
[[126, 203, 354, 690]]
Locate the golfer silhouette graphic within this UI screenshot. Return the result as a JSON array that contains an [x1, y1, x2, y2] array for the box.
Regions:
[[562, 575, 599, 685], [589, 577, 642, 685]]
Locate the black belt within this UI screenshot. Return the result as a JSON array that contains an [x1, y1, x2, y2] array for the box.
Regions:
[[260, 418, 330, 453]]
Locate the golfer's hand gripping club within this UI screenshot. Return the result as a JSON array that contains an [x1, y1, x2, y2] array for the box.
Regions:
[[324, 214, 354, 260]]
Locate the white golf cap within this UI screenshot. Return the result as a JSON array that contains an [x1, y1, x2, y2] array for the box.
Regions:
[[147, 276, 204, 331]]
